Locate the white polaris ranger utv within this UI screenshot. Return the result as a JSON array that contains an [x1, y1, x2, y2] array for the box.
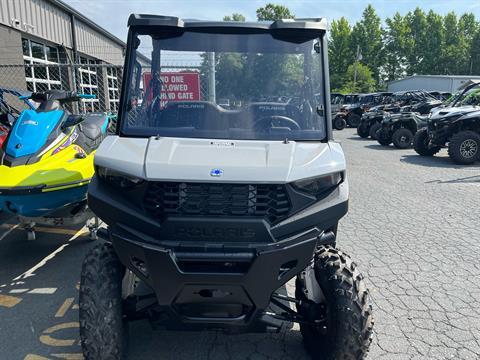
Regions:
[[79, 14, 373, 360]]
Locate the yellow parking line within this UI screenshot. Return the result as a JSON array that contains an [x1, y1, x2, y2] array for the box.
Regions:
[[40, 322, 79, 347], [55, 298, 75, 318], [0, 294, 22, 308], [24, 355, 50, 360], [33, 227, 87, 236]]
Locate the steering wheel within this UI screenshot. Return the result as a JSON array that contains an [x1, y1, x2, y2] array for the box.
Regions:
[[254, 115, 301, 132]]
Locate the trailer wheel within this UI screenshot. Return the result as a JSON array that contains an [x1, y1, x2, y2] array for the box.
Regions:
[[333, 116, 346, 130], [369, 123, 381, 139], [448, 131, 480, 165], [392, 128, 414, 149], [80, 243, 128, 360], [295, 246, 373, 360], [413, 128, 440, 156], [356, 123, 369, 138], [376, 128, 392, 146]]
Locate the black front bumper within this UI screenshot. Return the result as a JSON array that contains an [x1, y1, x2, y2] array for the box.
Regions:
[[88, 176, 348, 331], [109, 225, 323, 331]]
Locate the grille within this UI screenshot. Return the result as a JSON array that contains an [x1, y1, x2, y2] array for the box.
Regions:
[[144, 182, 291, 224]]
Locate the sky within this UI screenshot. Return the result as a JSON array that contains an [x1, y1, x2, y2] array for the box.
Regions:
[[63, 0, 480, 43]]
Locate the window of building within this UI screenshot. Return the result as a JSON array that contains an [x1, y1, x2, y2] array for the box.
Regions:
[[78, 56, 100, 112], [22, 38, 62, 92], [107, 67, 121, 112]]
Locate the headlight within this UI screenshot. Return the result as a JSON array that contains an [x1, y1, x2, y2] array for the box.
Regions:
[[291, 172, 343, 196], [96, 166, 144, 190]]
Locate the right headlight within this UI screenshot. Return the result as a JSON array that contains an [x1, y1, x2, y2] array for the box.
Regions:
[[291, 172, 343, 197], [96, 166, 144, 190]]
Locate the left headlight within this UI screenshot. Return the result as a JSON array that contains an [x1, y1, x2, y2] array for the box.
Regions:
[[96, 166, 144, 190], [291, 172, 343, 196]]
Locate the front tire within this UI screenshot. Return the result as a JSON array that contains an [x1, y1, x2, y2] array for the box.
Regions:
[[334, 116, 347, 131], [392, 128, 414, 149], [447, 131, 480, 165], [369, 123, 381, 139], [296, 246, 373, 360], [376, 128, 392, 146], [413, 128, 440, 156], [357, 123, 369, 138], [79, 243, 127, 360]]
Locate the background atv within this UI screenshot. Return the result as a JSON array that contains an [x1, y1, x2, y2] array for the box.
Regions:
[[335, 92, 389, 128], [357, 91, 429, 139], [376, 112, 428, 148], [414, 83, 480, 164]]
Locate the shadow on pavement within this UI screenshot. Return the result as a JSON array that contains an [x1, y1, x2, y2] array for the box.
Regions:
[[425, 175, 480, 184], [400, 154, 480, 169], [346, 136, 373, 141], [364, 144, 400, 151]]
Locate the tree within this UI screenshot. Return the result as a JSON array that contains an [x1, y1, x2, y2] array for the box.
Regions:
[[350, 5, 384, 84], [223, 14, 246, 22], [404, 8, 427, 75], [329, 17, 354, 90], [458, 13, 479, 74], [256, 3, 294, 21], [383, 12, 409, 81], [471, 29, 480, 74], [340, 63, 376, 93], [421, 10, 444, 74]]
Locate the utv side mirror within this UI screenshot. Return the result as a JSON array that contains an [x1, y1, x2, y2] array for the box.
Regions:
[[62, 114, 84, 129], [316, 105, 325, 117]]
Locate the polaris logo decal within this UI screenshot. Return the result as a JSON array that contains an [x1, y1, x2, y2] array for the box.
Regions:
[[210, 168, 223, 177], [175, 226, 256, 239], [259, 105, 285, 111]]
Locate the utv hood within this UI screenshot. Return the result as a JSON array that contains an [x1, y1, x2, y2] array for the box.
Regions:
[[94, 136, 346, 183], [430, 106, 479, 121]]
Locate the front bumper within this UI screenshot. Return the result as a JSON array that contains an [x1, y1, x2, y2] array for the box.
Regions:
[[109, 224, 322, 331], [88, 176, 348, 330]]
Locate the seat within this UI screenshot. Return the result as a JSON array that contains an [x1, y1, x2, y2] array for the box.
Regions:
[[76, 113, 108, 153], [78, 113, 107, 141]]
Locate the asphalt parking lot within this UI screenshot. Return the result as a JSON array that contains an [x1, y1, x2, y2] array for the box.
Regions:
[[0, 128, 479, 360]]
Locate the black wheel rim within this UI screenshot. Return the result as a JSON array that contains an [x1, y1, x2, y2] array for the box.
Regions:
[[460, 139, 478, 158]]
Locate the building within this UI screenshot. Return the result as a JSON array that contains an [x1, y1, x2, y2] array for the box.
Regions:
[[387, 75, 480, 93], [0, 0, 149, 112]]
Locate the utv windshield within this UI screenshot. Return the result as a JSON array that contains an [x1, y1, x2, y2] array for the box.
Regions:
[[122, 30, 327, 140]]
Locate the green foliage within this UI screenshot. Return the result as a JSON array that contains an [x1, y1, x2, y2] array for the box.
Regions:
[[201, 5, 301, 102], [350, 5, 384, 83], [384, 12, 409, 81], [208, 3, 480, 95], [471, 29, 480, 74], [256, 3, 294, 21], [339, 63, 376, 93], [329, 17, 354, 89], [223, 14, 246, 22]]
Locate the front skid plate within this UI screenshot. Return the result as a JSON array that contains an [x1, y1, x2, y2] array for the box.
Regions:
[[112, 231, 318, 331]]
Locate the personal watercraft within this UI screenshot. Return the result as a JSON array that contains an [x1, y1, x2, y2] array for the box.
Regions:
[[0, 90, 110, 239]]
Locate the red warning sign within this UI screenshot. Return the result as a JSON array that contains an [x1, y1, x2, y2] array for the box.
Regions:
[[143, 72, 201, 107]]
